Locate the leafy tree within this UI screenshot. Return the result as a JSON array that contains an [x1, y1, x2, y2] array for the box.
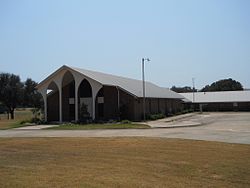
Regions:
[[201, 78, 243, 92], [171, 86, 197, 93], [0, 73, 43, 120], [23, 78, 42, 108], [0, 102, 7, 114], [0, 73, 23, 119]]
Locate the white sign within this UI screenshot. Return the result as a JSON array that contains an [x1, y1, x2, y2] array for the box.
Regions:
[[98, 97, 104, 104], [69, 98, 75, 104], [233, 102, 238, 107]]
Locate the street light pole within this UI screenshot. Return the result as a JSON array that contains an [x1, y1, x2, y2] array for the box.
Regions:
[[192, 77, 195, 102], [142, 58, 150, 121]]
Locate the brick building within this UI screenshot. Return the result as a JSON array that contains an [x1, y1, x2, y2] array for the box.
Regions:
[[37, 65, 184, 122], [181, 91, 250, 111]]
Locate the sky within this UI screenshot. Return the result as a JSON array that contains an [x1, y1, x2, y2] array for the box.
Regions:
[[0, 0, 249, 89]]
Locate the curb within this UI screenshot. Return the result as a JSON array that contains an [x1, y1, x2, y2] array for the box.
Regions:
[[150, 123, 203, 129]]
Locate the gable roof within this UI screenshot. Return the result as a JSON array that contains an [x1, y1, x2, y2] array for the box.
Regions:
[[37, 65, 183, 99], [180, 90, 250, 103]]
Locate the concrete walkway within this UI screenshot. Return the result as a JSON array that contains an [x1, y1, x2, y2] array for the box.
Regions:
[[1, 112, 250, 145], [14, 124, 59, 130], [14, 113, 201, 130], [145, 113, 203, 128]]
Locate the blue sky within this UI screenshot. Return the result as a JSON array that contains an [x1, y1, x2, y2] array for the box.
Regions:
[[0, 0, 249, 89]]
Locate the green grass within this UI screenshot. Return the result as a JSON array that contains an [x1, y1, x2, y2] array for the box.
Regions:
[[0, 109, 33, 130], [47, 123, 150, 130], [0, 138, 249, 188]]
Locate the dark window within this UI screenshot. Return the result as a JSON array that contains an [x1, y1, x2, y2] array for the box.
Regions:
[[98, 103, 104, 117], [79, 80, 92, 97], [69, 104, 75, 120], [69, 82, 75, 98]]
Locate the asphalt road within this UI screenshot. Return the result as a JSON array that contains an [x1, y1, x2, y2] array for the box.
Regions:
[[0, 112, 250, 144]]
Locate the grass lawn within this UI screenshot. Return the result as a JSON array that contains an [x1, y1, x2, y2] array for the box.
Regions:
[[0, 138, 249, 188], [0, 109, 33, 130], [47, 123, 150, 130]]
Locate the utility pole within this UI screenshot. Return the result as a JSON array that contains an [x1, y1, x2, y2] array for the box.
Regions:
[[192, 77, 195, 103], [142, 58, 150, 121]]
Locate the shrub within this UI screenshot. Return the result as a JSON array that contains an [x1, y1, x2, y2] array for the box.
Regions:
[[107, 119, 117, 124], [20, 120, 29, 124], [79, 103, 90, 123], [31, 117, 42, 124], [20, 117, 44, 125], [175, 112, 182, 116], [120, 120, 132, 124], [146, 113, 165, 120]]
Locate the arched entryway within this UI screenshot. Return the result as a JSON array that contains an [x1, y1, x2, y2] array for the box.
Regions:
[[95, 87, 104, 120], [47, 81, 59, 122], [62, 71, 75, 122], [78, 79, 92, 121]]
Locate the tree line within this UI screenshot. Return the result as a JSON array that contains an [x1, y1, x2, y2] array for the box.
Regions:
[[171, 78, 244, 93], [0, 72, 245, 119], [0, 73, 42, 119]]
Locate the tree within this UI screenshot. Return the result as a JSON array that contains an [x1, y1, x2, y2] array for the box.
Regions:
[[0, 73, 23, 119], [79, 103, 90, 123], [201, 78, 243, 92], [171, 86, 197, 93], [23, 78, 42, 108]]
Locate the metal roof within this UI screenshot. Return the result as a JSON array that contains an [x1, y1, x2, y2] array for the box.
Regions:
[[37, 65, 183, 99], [181, 91, 250, 103], [70, 66, 183, 99]]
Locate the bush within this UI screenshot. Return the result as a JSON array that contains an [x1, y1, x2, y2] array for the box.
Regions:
[[20, 120, 29, 124], [167, 109, 194, 116], [0, 104, 7, 114], [79, 103, 90, 123], [120, 120, 132, 124], [31, 117, 42, 124], [178, 109, 194, 115], [175, 112, 182, 116], [146, 113, 165, 120], [20, 117, 44, 125]]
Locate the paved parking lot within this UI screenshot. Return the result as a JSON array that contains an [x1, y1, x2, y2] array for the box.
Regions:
[[0, 112, 250, 144]]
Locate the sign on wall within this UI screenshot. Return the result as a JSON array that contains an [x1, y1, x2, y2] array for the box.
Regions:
[[69, 98, 75, 104]]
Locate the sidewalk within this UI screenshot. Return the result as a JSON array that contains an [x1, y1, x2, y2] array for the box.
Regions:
[[144, 113, 203, 128], [14, 113, 202, 130], [14, 124, 59, 130]]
